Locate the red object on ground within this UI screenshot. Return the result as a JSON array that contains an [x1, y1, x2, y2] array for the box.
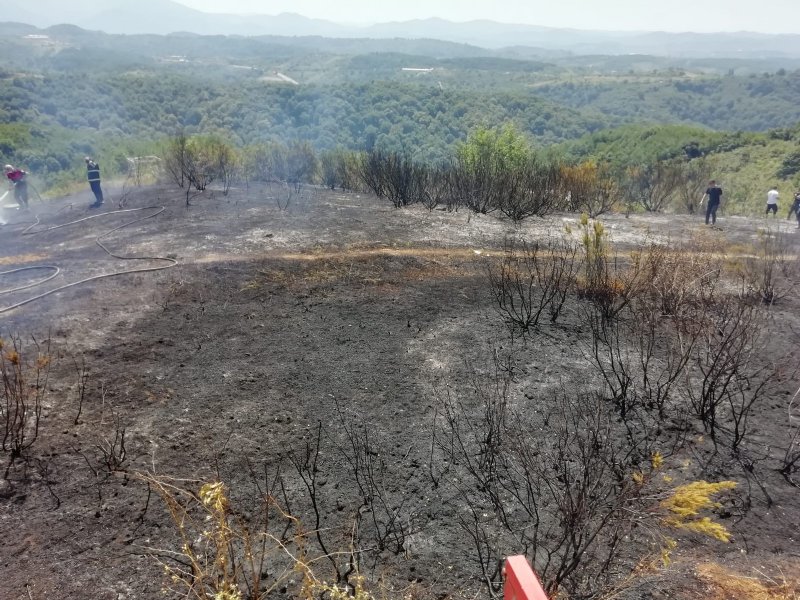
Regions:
[[504, 555, 549, 600]]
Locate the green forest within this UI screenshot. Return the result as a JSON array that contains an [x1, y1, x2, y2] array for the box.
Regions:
[[1, 22, 800, 213]]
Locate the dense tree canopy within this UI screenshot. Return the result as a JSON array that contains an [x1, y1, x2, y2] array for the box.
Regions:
[[2, 22, 800, 205]]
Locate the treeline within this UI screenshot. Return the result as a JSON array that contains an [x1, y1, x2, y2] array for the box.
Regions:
[[4, 114, 799, 215], [5, 22, 800, 133], [6, 70, 799, 197], [561, 123, 800, 212], [534, 69, 800, 131], [1, 74, 605, 148], [5, 19, 800, 197], [0, 72, 611, 195], [162, 126, 721, 218]]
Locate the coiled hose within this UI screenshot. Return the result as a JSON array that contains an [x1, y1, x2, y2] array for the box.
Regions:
[[0, 204, 177, 314]]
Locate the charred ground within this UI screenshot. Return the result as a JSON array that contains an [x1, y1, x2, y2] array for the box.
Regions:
[[0, 184, 799, 600]]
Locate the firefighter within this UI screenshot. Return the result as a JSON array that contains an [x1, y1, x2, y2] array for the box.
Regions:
[[4, 164, 29, 209], [85, 156, 104, 208]]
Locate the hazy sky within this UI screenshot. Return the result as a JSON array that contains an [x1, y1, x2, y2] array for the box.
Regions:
[[175, 0, 800, 33]]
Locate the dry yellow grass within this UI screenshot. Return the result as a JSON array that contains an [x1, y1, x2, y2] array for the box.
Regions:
[[0, 253, 49, 265], [275, 245, 503, 261], [695, 562, 800, 600], [242, 245, 480, 291]]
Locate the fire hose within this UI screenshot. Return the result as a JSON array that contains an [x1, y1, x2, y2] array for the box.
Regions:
[[0, 205, 177, 314]]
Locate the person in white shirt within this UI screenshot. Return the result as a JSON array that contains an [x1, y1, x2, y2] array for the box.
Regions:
[[766, 186, 779, 215]]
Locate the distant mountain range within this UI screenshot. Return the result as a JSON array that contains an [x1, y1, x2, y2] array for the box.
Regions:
[[2, 0, 800, 58]]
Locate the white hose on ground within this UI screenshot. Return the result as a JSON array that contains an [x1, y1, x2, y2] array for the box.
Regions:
[[0, 205, 177, 314], [0, 265, 60, 295], [0, 190, 8, 225]]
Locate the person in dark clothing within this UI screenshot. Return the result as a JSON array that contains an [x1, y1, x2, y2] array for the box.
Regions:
[[4, 164, 29, 209], [85, 157, 104, 208], [795, 192, 800, 228], [788, 191, 800, 221], [701, 179, 722, 225]]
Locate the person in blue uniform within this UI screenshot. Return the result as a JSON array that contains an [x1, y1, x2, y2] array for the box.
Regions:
[[85, 157, 104, 208]]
